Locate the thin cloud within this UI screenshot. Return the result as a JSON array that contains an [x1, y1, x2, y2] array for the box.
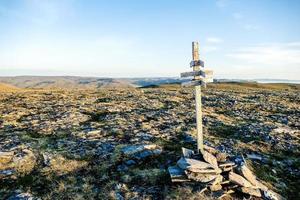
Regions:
[[227, 42, 300, 65]]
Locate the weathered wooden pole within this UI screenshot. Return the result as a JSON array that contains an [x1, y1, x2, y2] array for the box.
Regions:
[[192, 42, 204, 152], [181, 42, 213, 152]]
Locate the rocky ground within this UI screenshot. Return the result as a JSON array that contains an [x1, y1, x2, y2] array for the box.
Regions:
[[0, 83, 299, 200]]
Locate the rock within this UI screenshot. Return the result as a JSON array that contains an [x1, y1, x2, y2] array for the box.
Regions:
[[42, 152, 52, 166], [121, 144, 160, 155], [185, 171, 218, 182], [240, 164, 259, 187], [7, 192, 35, 200], [219, 161, 235, 172], [219, 162, 235, 167], [121, 144, 162, 161], [256, 180, 269, 191], [177, 157, 214, 171], [209, 184, 222, 191], [0, 169, 15, 176], [247, 153, 262, 161], [229, 172, 253, 188], [263, 190, 286, 200], [0, 169, 16, 179], [240, 187, 261, 197], [204, 145, 219, 155], [216, 152, 227, 163], [201, 150, 219, 169], [168, 165, 189, 182], [182, 147, 194, 158], [210, 175, 223, 186]]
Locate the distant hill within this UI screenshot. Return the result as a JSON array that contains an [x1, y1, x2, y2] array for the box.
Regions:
[[0, 76, 183, 89], [0, 76, 135, 89], [0, 83, 20, 92], [0, 76, 298, 90]]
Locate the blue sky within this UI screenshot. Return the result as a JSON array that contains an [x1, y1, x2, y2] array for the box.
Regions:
[[0, 0, 299, 79]]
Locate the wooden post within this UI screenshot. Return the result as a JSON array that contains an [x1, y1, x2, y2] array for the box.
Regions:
[[192, 42, 204, 152]]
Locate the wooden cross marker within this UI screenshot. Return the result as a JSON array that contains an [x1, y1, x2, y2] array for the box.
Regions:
[[180, 42, 214, 152]]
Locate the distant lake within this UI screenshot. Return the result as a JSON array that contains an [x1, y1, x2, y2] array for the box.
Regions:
[[255, 79, 300, 84]]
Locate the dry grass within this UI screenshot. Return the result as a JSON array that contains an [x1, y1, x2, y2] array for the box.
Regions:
[[41, 154, 88, 176], [0, 83, 20, 92]]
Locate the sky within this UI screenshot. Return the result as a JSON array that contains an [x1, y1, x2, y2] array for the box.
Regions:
[[0, 0, 300, 79]]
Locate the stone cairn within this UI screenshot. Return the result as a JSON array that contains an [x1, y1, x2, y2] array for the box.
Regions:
[[170, 42, 285, 200], [168, 146, 285, 200]]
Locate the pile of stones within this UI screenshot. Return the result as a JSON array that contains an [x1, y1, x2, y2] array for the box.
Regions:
[[168, 146, 285, 200]]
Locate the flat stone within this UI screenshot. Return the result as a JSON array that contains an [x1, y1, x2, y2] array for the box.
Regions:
[[216, 152, 227, 163], [0, 169, 15, 176], [182, 147, 194, 158], [185, 171, 218, 182], [201, 150, 219, 169], [240, 187, 261, 197], [187, 168, 218, 173], [168, 165, 189, 182], [247, 153, 262, 161], [256, 180, 269, 191], [219, 162, 235, 167], [177, 157, 214, 171], [121, 144, 159, 155], [229, 172, 253, 188], [204, 145, 219, 155], [240, 164, 259, 187]]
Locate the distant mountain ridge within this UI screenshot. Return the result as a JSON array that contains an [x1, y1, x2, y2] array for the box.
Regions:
[[0, 76, 299, 89], [0, 76, 184, 89]]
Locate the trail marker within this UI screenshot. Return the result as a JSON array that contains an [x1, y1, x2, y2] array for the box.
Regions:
[[180, 42, 214, 152]]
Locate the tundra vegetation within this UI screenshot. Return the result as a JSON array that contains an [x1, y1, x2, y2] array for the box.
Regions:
[[0, 82, 299, 199]]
